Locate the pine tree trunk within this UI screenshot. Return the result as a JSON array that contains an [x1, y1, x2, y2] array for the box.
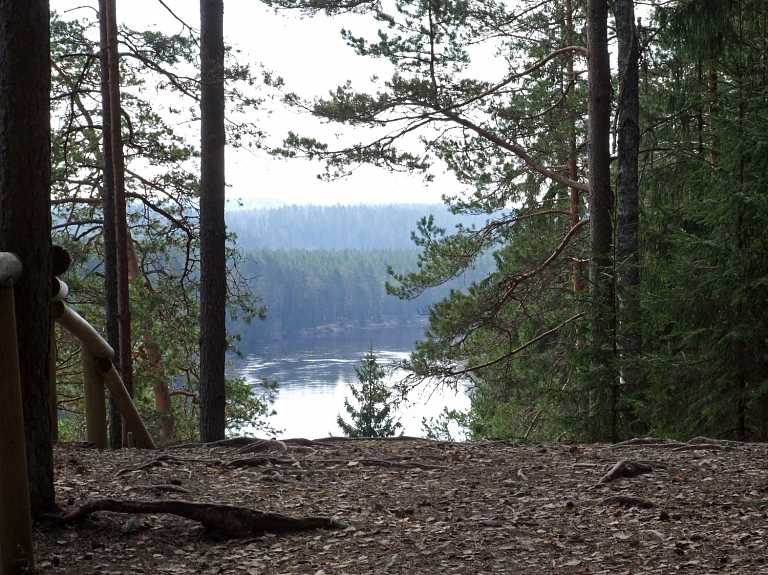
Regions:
[[614, 0, 641, 397], [199, 0, 227, 442], [0, 0, 56, 515], [98, 0, 123, 448], [105, 0, 133, 444], [586, 0, 616, 441], [566, 0, 583, 294]]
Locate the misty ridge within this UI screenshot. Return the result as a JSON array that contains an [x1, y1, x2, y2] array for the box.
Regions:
[[226, 204, 497, 343], [226, 203, 491, 251]]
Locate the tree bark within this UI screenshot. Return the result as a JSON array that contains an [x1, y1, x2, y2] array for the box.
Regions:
[[199, 0, 227, 442], [0, 0, 56, 516], [566, 0, 583, 294], [586, 0, 616, 440], [614, 0, 641, 395], [105, 0, 133, 446], [98, 0, 122, 448]]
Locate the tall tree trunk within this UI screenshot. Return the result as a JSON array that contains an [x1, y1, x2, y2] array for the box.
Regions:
[[614, 0, 641, 399], [199, 0, 227, 442], [586, 0, 615, 441], [566, 0, 583, 294], [105, 0, 133, 446], [99, 0, 122, 448], [0, 0, 56, 515]]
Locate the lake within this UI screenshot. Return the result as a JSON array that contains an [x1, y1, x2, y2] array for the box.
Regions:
[[228, 324, 471, 439]]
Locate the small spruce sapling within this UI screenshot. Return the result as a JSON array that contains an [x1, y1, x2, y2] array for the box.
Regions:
[[337, 344, 402, 438]]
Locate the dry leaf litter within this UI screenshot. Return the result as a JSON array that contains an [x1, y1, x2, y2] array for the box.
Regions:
[[35, 436, 768, 574]]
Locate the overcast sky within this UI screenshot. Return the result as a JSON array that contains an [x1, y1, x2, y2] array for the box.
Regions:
[[53, 0, 469, 208]]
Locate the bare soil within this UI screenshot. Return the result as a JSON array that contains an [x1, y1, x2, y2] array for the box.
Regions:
[[35, 437, 768, 574]]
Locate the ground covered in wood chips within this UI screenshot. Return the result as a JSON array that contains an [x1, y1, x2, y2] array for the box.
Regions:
[[35, 436, 768, 574]]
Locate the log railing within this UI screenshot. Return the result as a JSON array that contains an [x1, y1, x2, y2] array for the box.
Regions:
[[0, 252, 35, 574]]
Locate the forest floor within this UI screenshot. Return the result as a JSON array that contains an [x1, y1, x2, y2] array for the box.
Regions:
[[35, 436, 768, 574]]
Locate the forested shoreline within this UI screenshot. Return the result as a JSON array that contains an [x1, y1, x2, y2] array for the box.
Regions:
[[232, 246, 495, 343]]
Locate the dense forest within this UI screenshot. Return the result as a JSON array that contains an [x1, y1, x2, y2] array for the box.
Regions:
[[226, 203, 489, 250], [233, 247, 494, 343], [42, 0, 768, 447]]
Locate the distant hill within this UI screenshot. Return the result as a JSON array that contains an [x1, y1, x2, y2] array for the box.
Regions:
[[226, 203, 490, 250]]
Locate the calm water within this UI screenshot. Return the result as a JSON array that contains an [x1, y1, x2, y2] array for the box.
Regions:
[[228, 324, 471, 439]]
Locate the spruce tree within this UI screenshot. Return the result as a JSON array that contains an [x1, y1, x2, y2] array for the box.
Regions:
[[337, 345, 402, 438]]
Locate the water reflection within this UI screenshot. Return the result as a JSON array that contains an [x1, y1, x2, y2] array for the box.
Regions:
[[228, 325, 471, 439]]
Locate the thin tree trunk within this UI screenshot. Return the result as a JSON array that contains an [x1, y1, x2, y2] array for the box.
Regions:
[[614, 0, 641, 397], [199, 0, 227, 441], [126, 238, 174, 439], [99, 0, 122, 448], [0, 0, 56, 515], [586, 0, 615, 441], [105, 0, 133, 446], [566, 0, 583, 294]]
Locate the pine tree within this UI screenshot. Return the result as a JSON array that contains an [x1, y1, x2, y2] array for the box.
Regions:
[[337, 345, 402, 438]]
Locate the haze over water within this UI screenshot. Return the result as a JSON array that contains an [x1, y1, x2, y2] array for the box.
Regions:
[[229, 324, 471, 439]]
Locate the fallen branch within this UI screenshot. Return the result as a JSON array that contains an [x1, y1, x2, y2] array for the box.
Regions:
[[671, 444, 735, 452], [597, 460, 655, 485], [308, 458, 448, 470], [611, 438, 683, 448], [60, 499, 345, 537], [283, 438, 331, 447], [227, 456, 296, 468], [115, 454, 185, 476], [601, 495, 656, 509], [131, 484, 191, 494], [167, 437, 263, 450], [311, 436, 429, 443]]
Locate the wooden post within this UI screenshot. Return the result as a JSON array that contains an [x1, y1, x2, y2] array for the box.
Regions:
[[82, 345, 108, 448], [50, 301, 114, 360], [50, 301, 155, 449], [96, 359, 155, 449], [49, 324, 58, 443], [0, 253, 35, 574]]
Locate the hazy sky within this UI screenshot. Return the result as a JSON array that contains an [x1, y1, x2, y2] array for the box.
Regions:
[[53, 0, 469, 207]]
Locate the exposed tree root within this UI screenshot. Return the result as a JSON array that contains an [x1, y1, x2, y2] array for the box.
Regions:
[[114, 454, 221, 476], [60, 499, 345, 537], [236, 439, 288, 454]]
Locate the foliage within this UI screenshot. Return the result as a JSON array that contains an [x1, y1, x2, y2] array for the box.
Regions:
[[636, 0, 768, 441], [50, 11, 271, 444], [264, 0, 768, 443], [337, 345, 402, 438], [260, 0, 595, 441], [421, 407, 471, 442]]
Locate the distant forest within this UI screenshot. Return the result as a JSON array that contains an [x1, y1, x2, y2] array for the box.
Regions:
[[226, 203, 490, 250], [232, 248, 495, 344], [227, 204, 495, 344]]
